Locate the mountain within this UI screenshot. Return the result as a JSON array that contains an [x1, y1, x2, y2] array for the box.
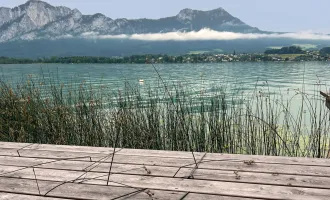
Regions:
[[0, 0, 260, 42], [2, 0, 326, 58]]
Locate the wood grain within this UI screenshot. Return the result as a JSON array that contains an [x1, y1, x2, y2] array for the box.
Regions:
[[1, 142, 330, 200]]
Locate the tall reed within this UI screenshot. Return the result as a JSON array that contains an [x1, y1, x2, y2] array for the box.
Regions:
[[0, 74, 329, 158]]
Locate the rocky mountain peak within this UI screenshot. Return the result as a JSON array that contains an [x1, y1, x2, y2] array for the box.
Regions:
[[177, 8, 195, 21], [176, 7, 234, 22], [19, 0, 52, 10], [0, 0, 260, 42], [206, 7, 233, 18], [93, 13, 106, 18], [71, 8, 82, 19]]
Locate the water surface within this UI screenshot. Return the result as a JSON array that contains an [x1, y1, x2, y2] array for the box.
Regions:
[[1, 62, 329, 96]]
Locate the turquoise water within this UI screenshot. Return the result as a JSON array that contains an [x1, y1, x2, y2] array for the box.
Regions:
[[1, 62, 330, 96], [1, 62, 330, 126]]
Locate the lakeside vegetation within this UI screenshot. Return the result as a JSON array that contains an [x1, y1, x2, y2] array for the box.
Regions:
[[1, 74, 329, 158], [264, 46, 305, 55], [0, 46, 330, 64]]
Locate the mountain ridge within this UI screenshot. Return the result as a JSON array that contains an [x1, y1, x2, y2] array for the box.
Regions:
[[0, 0, 261, 42]]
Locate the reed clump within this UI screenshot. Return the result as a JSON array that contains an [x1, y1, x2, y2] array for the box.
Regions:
[[0, 75, 329, 158]]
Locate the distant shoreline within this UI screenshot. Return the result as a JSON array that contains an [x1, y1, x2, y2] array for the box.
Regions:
[[1, 61, 328, 65], [0, 51, 329, 64]]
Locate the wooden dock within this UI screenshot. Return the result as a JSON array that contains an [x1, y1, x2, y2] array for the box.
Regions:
[[0, 142, 330, 200]]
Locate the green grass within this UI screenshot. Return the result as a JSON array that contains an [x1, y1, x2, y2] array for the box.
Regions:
[[0, 74, 329, 158]]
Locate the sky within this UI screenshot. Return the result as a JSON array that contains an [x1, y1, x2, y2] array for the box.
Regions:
[[1, 0, 330, 33]]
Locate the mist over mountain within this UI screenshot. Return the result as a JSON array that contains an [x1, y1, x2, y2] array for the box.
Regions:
[[0, 0, 329, 58], [0, 0, 260, 43]]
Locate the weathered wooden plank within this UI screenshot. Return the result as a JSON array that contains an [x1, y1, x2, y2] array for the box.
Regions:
[[117, 149, 205, 159], [2, 153, 330, 179], [1, 146, 204, 161], [11, 157, 105, 171], [196, 160, 330, 177], [22, 142, 203, 159], [4, 166, 178, 183], [26, 144, 115, 154], [111, 154, 196, 167], [0, 148, 110, 161], [92, 174, 330, 200], [0, 147, 200, 166], [0, 193, 70, 200], [19, 152, 196, 167], [184, 193, 260, 200], [116, 190, 186, 200], [49, 185, 186, 200], [0, 166, 26, 176], [1, 142, 202, 159], [0, 148, 21, 157], [0, 177, 62, 196], [26, 143, 202, 158], [23, 142, 330, 166], [46, 182, 139, 200], [0, 188, 185, 200], [5, 163, 330, 194], [0, 155, 195, 169], [4, 169, 330, 200], [175, 168, 330, 189], [0, 142, 32, 149], [6, 168, 104, 183], [0, 156, 56, 168], [204, 153, 330, 166], [2, 142, 330, 166], [6, 166, 330, 198], [4, 154, 330, 190], [0, 142, 113, 154], [40, 162, 179, 177], [0, 156, 181, 178], [2, 142, 330, 200], [0, 177, 140, 200], [0, 176, 185, 200]]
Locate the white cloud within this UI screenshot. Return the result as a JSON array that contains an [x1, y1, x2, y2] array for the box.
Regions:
[[80, 29, 330, 41], [80, 32, 128, 39], [57, 34, 74, 39], [97, 34, 128, 39], [81, 32, 99, 37]]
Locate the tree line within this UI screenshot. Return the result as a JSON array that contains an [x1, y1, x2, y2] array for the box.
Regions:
[[264, 46, 305, 54]]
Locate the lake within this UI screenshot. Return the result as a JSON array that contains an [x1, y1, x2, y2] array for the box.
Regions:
[[1, 62, 330, 135], [1, 62, 329, 97]]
